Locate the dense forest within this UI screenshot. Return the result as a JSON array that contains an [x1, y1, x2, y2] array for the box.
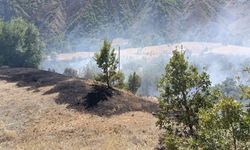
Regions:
[[1, 0, 250, 51]]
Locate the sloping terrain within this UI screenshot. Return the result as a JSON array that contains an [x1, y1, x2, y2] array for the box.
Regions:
[[0, 68, 159, 150], [1, 0, 250, 50]]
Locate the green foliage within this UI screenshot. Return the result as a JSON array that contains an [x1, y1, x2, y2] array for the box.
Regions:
[[3, 0, 234, 52], [195, 98, 250, 150], [164, 134, 180, 150], [111, 71, 125, 89], [157, 50, 215, 136], [157, 60, 250, 149], [0, 18, 44, 68], [45, 33, 70, 53], [94, 39, 119, 88], [127, 72, 141, 94]]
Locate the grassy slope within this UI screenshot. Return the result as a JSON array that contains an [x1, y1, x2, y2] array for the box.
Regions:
[[0, 68, 159, 149]]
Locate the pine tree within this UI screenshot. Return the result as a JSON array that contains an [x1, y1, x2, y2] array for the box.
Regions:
[[94, 39, 118, 88], [128, 72, 141, 94]]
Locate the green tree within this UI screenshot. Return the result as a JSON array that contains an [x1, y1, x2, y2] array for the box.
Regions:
[[127, 72, 141, 94], [196, 98, 250, 150], [94, 39, 118, 88], [0, 18, 44, 68], [157, 50, 216, 137]]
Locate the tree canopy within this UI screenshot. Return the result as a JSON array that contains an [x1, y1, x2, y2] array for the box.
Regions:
[[157, 50, 216, 136], [94, 39, 119, 88], [196, 98, 250, 149], [157, 50, 250, 149], [0, 18, 44, 68]]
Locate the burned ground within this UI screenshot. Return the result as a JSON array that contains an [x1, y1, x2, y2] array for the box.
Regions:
[[0, 68, 160, 150]]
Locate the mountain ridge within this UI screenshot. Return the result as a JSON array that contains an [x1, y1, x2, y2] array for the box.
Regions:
[[1, 0, 250, 51]]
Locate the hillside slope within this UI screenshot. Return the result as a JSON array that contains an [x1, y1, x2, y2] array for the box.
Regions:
[[0, 68, 159, 149], [1, 0, 250, 50]]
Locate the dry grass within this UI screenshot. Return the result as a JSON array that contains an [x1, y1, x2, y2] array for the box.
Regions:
[[0, 68, 160, 150], [56, 42, 250, 61]]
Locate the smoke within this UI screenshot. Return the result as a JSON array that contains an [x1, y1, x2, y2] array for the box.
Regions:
[[41, 42, 250, 96], [41, 0, 250, 52], [41, 0, 250, 96]]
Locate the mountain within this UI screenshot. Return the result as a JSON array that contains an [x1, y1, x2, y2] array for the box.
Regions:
[[1, 0, 250, 51]]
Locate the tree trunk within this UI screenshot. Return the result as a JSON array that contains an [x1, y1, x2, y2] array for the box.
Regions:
[[233, 137, 237, 150], [107, 80, 110, 88], [231, 124, 237, 150], [182, 91, 194, 136], [106, 71, 110, 88], [189, 124, 194, 136]]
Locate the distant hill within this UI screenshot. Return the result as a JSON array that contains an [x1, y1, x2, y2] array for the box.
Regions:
[[1, 0, 250, 51]]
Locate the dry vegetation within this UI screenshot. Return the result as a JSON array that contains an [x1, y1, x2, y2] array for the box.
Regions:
[[56, 42, 250, 61], [0, 68, 160, 150]]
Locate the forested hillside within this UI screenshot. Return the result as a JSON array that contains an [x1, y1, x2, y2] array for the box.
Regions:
[[1, 0, 250, 51]]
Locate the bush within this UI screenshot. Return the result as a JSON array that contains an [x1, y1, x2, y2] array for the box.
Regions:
[[63, 67, 78, 77], [0, 18, 44, 68], [48, 68, 56, 73]]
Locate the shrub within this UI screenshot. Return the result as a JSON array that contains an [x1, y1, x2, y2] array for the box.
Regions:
[[63, 67, 78, 77]]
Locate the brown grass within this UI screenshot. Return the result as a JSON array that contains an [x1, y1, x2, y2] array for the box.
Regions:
[[0, 68, 160, 150], [56, 42, 250, 61]]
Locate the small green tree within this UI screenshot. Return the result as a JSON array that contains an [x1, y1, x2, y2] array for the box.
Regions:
[[94, 39, 118, 88], [127, 72, 141, 94], [196, 98, 250, 150], [157, 50, 216, 137]]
